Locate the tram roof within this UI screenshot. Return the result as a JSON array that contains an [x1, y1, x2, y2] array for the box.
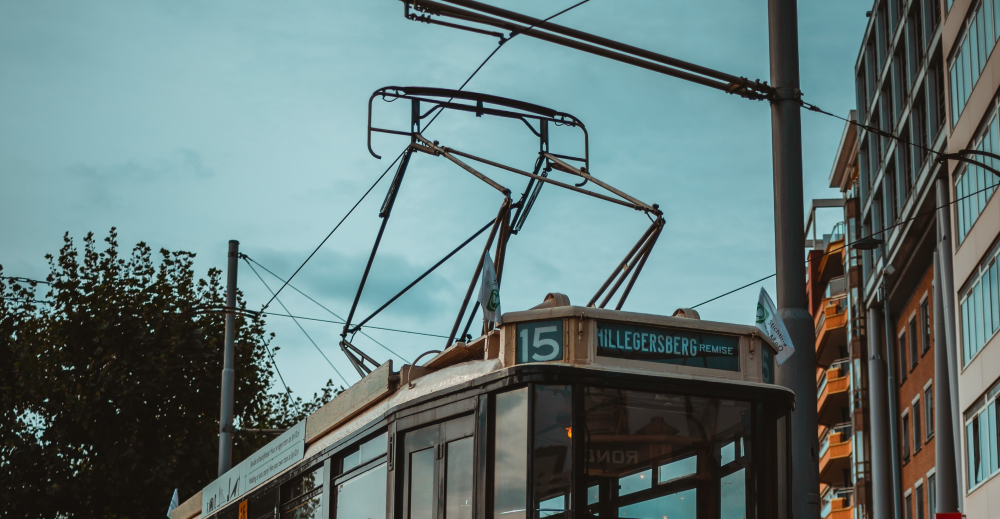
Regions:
[[172, 302, 791, 519]]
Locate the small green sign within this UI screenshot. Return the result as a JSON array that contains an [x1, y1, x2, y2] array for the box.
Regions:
[[596, 321, 740, 372], [516, 320, 564, 364]]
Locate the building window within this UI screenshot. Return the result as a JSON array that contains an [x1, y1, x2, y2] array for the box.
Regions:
[[904, 490, 913, 519], [964, 380, 1000, 492], [949, 0, 1000, 124], [914, 397, 923, 453], [960, 242, 1000, 365], [925, 384, 935, 440], [909, 317, 920, 370], [954, 108, 999, 244], [928, 473, 936, 514], [921, 299, 931, 355], [903, 411, 911, 463], [915, 481, 925, 519], [885, 159, 898, 224], [899, 332, 909, 383]]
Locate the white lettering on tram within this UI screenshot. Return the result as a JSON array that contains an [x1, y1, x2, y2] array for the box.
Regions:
[[597, 329, 734, 357]]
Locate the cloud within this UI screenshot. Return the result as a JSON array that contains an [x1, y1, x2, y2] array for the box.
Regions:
[[67, 149, 214, 207]]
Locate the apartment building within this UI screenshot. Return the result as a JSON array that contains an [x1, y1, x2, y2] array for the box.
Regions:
[[839, 1, 956, 518], [941, 0, 1000, 516]]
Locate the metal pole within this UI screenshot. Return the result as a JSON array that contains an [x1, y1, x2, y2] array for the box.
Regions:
[[935, 178, 964, 510], [933, 250, 960, 513], [768, 1, 820, 516], [882, 278, 903, 519], [866, 306, 894, 519], [219, 239, 239, 476]]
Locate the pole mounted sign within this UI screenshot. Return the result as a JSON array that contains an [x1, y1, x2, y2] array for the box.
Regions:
[[202, 420, 306, 516]]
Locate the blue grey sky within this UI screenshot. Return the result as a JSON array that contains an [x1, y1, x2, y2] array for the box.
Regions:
[[1, 0, 868, 393]]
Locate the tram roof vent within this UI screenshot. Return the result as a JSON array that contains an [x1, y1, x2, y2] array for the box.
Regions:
[[530, 292, 571, 310], [671, 307, 701, 319]]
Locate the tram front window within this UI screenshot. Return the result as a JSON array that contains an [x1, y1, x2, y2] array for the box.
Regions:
[[584, 388, 751, 519]]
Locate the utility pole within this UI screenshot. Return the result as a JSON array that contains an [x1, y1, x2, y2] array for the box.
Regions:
[[768, 1, 821, 517], [218, 239, 239, 476]]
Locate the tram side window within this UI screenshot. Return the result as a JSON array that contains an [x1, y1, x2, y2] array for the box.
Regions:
[[280, 465, 323, 519], [494, 388, 529, 519], [336, 432, 389, 519], [337, 463, 387, 519], [583, 388, 752, 519]]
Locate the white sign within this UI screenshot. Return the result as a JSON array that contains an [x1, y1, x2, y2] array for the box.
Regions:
[[478, 252, 502, 325], [755, 288, 795, 366], [202, 420, 306, 516]]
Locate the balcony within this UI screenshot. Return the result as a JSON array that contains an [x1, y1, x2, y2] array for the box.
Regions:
[[820, 486, 854, 519], [817, 360, 851, 427], [815, 296, 848, 368], [819, 423, 853, 486]]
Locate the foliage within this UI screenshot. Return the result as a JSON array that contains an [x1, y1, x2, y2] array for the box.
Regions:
[[0, 229, 339, 519]]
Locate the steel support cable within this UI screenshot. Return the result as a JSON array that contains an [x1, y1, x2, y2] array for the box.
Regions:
[[259, 149, 407, 314], [262, 313, 450, 338], [240, 254, 411, 364], [690, 180, 1000, 309], [347, 217, 497, 335], [802, 100, 1000, 179], [244, 259, 351, 386]]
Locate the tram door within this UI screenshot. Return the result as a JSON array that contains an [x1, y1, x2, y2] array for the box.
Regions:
[[402, 415, 476, 519]]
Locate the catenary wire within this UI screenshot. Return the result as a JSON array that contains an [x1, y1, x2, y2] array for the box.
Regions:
[[691, 180, 1000, 309], [1, 276, 51, 285], [244, 259, 351, 386], [259, 150, 406, 314], [263, 313, 451, 339], [241, 254, 411, 364]]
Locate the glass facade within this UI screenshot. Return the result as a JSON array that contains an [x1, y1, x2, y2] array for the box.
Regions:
[[954, 109, 1000, 244], [965, 382, 1000, 491], [949, 0, 1000, 123], [960, 242, 1000, 365]]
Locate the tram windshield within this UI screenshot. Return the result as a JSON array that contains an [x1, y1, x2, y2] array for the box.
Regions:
[[583, 388, 751, 519], [491, 385, 776, 519]]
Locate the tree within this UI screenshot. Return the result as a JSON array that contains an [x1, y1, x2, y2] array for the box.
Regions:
[[0, 229, 337, 519]]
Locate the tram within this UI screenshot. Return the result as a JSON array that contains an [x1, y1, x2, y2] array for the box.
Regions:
[[172, 295, 793, 519]]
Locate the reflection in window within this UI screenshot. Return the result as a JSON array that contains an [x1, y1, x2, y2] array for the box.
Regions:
[[337, 463, 387, 519], [619, 469, 651, 496], [343, 432, 388, 472], [534, 386, 573, 519], [618, 488, 696, 519], [410, 448, 436, 519], [720, 468, 746, 518], [446, 437, 474, 519], [584, 388, 751, 519], [658, 456, 697, 484], [281, 466, 322, 519], [495, 388, 529, 519]]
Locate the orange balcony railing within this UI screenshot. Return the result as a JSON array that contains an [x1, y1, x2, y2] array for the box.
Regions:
[[818, 428, 852, 486], [816, 297, 848, 367], [817, 362, 850, 427]]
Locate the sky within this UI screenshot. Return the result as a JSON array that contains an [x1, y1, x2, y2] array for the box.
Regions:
[[0, 0, 870, 395]]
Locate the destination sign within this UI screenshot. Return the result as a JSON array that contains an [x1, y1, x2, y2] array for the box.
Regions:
[[596, 321, 740, 372]]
